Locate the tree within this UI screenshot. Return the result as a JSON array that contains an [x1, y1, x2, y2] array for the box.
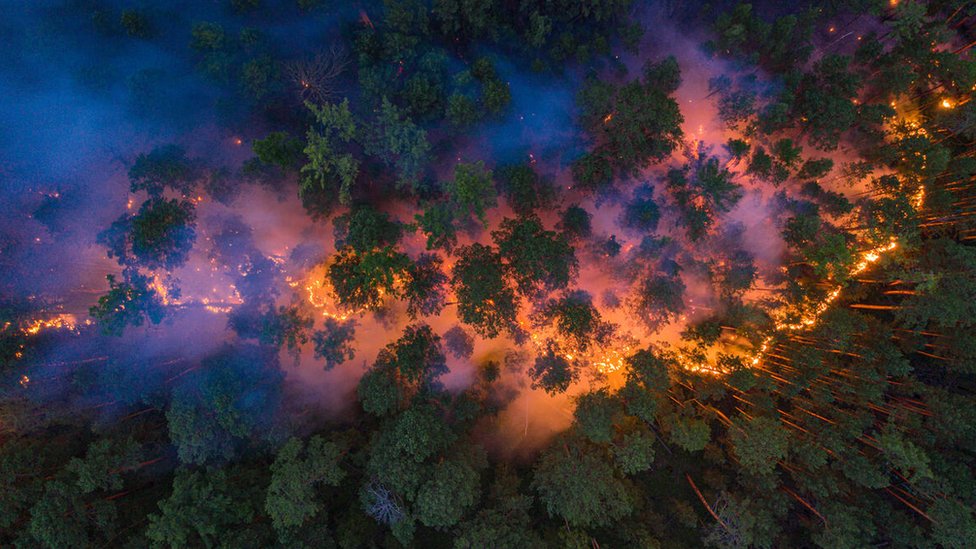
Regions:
[[266, 436, 346, 533], [496, 163, 555, 215], [492, 215, 578, 296], [414, 453, 483, 528], [726, 138, 750, 161], [129, 144, 203, 197], [358, 322, 451, 416], [535, 290, 614, 352], [124, 198, 197, 270], [403, 252, 448, 319], [528, 343, 576, 394], [301, 99, 360, 206], [253, 131, 305, 171], [333, 205, 403, 253], [928, 499, 976, 549], [622, 183, 661, 232], [559, 205, 592, 239], [631, 273, 685, 330], [455, 466, 542, 548], [328, 246, 410, 310], [446, 93, 479, 127], [415, 201, 458, 251], [364, 97, 431, 189], [709, 4, 815, 73], [444, 160, 496, 227], [574, 389, 619, 443], [27, 480, 115, 548], [620, 348, 672, 423], [166, 344, 283, 464], [730, 416, 789, 477], [89, 272, 166, 336], [451, 244, 519, 338], [443, 325, 474, 359], [613, 427, 656, 474], [146, 469, 256, 548], [312, 317, 357, 370], [667, 157, 743, 241], [532, 434, 634, 528], [384, 323, 448, 384], [67, 438, 142, 494], [228, 303, 313, 355], [577, 57, 684, 177], [571, 151, 613, 192], [794, 55, 862, 150], [670, 416, 711, 452]]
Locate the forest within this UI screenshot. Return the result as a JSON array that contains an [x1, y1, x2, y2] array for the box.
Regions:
[[1, 0, 976, 547]]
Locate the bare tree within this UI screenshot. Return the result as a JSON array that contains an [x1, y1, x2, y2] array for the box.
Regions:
[[286, 44, 349, 104], [363, 481, 405, 526]]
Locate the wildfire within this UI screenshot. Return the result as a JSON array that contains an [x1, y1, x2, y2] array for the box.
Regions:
[[20, 314, 84, 336], [940, 98, 954, 109], [150, 274, 242, 313], [603, 113, 614, 124], [289, 265, 375, 321]]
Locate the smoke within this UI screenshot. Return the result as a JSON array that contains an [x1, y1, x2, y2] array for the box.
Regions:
[[3, 0, 871, 457]]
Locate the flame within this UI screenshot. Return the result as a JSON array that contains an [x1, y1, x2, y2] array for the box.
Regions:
[[20, 314, 83, 336], [150, 273, 242, 313], [940, 98, 954, 109]]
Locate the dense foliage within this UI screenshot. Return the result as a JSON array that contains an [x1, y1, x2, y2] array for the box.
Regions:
[[4, 1, 976, 548]]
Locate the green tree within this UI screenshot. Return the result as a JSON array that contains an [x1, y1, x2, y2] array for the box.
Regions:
[[578, 57, 684, 177], [102, 197, 196, 270], [794, 55, 862, 150], [312, 317, 357, 370], [301, 99, 360, 206], [444, 160, 496, 227], [166, 344, 283, 464], [129, 144, 203, 197], [146, 469, 256, 548], [333, 205, 403, 253], [403, 253, 448, 319], [253, 131, 305, 171], [414, 453, 483, 528], [574, 388, 620, 443], [730, 416, 789, 477], [266, 436, 346, 533], [528, 343, 576, 394], [622, 184, 661, 232], [415, 201, 459, 251], [493, 215, 578, 296], [497, 163, 555, 216], [559, 204, 593, 239], [532, 434, 635, 528], [632, 273, 685, 329], [89, 272, 167, 336], [451, 244, 519, 338], [364, 97, 431, 189], [328, 246, 410, 310], [67, 438, 142, 494], [535, 290, 614, 352]]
